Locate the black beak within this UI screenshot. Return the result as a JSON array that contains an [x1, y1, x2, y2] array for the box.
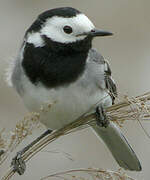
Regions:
[[89, 29, 113, 37], [77, 29, 113, 37]]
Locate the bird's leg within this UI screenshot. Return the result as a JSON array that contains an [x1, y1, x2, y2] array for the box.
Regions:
[[95, 106, 109, 128], [11, 129, 52, 175]]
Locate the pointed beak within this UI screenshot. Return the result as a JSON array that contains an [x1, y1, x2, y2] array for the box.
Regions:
[[77, 29, 113, 37], [89, 29, 113, 37]]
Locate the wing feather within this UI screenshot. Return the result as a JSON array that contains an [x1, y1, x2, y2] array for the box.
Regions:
[[104, 60, 117, 104]]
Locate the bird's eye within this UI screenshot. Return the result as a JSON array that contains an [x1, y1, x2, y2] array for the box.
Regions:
[[63, 26, 73, 34]]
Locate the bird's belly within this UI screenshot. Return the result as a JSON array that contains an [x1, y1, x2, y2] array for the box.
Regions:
[[22, 81, 112, 130]]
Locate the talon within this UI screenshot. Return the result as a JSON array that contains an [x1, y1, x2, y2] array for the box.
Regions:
[[11, 152, 26, 175], [96, 106, 109, 128]]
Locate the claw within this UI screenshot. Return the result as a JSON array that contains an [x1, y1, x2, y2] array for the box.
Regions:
[[96, 106, 109, 128], [10, 129, 52, 175], [11, 152, 26, 175]]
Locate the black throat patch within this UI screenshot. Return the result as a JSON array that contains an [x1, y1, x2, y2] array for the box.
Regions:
[[22, 37, 92, 88]]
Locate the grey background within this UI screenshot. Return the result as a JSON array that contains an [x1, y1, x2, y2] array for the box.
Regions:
[[0, 0, 150, 179]]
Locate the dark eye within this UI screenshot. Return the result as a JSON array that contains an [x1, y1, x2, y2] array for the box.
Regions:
[[63, 26, 73, 34]]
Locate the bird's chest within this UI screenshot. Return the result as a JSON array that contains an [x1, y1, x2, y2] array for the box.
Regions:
[[22, 72, 111, 130]]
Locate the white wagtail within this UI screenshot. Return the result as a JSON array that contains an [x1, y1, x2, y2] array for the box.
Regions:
[[8, 7, 141, 175]]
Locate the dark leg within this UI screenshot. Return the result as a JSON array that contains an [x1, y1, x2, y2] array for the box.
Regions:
[[11, 129, 52, 175], [96, 106, 109, 128]]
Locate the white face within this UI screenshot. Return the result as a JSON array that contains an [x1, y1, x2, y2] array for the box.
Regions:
[[26, 14, 95, 47], [37, 13, 94, 43], [40, 14, 95, 43]]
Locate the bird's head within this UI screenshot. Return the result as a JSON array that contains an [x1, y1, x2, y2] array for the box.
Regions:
[[25, 7, 113, 52]]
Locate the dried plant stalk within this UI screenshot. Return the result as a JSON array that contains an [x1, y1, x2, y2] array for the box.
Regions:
[[0, 112, 41, 166], [0, 101, 58, 166], [1, 92, 150, 180], [41, 168, 135, 180], [0, 129, 5, 150]]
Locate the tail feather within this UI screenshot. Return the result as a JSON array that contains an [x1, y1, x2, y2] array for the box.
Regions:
[[92, 122, 142, 171]]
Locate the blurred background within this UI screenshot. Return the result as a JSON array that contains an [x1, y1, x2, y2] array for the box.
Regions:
[[0, 0, 150, 179]]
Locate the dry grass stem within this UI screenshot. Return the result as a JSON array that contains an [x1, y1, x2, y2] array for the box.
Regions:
[[41, 168, 135, 180], [0, 111, 46, 166], [1, 92, 150, 180], [0, 129, 5, 150], [0, 101, 58, 167]]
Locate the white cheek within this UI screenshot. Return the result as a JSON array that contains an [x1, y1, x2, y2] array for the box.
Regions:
[[40, 14, 95, 43], [41, 24, 85, 43], [26, 32, 45, 47]]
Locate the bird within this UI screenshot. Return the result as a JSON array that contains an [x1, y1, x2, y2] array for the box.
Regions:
[[8, 7, 142, 175]]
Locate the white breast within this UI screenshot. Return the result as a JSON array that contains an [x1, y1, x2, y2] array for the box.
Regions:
[[21, 69, 111, 130]]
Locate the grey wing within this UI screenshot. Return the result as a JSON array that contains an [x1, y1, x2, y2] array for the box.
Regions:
[[89, 49, 117, 104], [104, 60, 117, 104], [90, 51, 141, 172]]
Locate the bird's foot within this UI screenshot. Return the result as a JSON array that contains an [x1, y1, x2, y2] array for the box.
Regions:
[[11, 151, 26, 175], [10, 129, 52, 175], [96, 106, 109, 128]]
